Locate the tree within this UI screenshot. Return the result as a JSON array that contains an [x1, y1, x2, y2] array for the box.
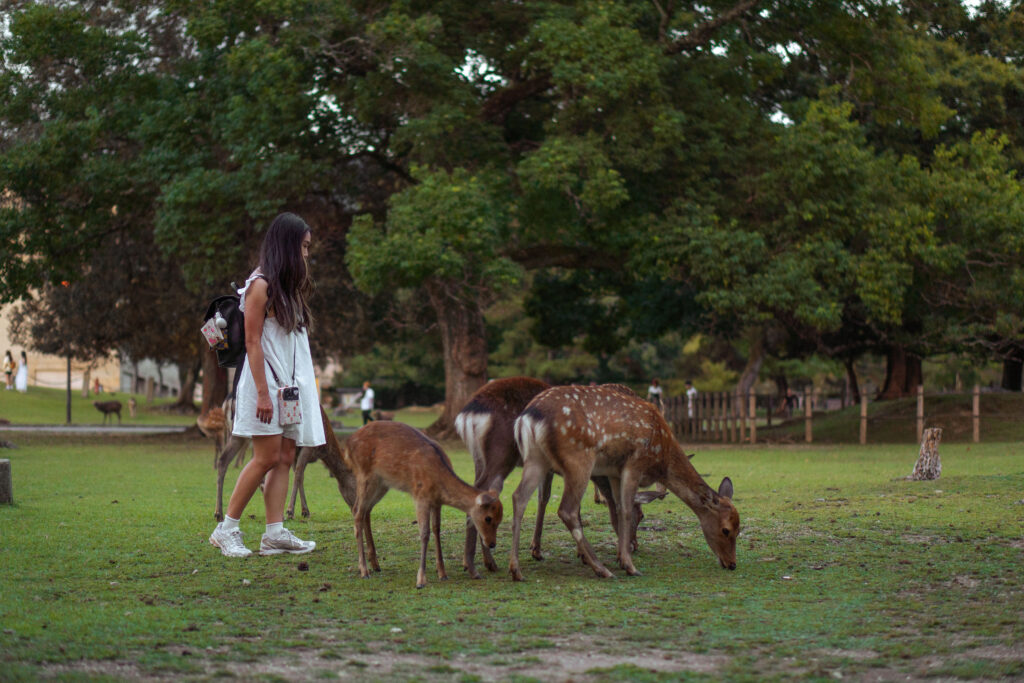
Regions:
[[347, 169, 520, 435]]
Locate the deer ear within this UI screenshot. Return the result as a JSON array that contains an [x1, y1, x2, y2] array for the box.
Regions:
[[476, 492, 496, 506], [718, 477, 734, 499]]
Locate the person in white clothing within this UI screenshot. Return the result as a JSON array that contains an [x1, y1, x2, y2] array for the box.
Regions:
[[646, 378, 663, 412], [359, 380, 375, 425], [14, 351, 28, 393], [685, 380, 697, 419], [209, 213, 326, 558]]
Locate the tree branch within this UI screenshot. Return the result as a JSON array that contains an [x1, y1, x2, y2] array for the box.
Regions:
[[664, 0, 763, 54], [480, 74, 553, 123], [504, 243, 623, 270]]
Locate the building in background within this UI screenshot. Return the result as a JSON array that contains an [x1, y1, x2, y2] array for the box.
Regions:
[[0, 304, 183, 399]]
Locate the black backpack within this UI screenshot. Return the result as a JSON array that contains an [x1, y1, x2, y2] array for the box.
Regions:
[[202, 294, 246, 368]]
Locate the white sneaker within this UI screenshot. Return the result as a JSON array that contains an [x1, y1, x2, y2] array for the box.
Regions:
[[209, 526, 252, 558], [259, 528, 315, 556]]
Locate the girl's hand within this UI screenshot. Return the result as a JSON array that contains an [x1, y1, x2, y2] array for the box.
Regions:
[[256, 392, 274, 424]]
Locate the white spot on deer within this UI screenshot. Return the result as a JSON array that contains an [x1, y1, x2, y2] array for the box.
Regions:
[[560, 425, 567, 436], [653, 444, 662, 454], [572, 528, 584, 542], [562, 406, 570, 415]]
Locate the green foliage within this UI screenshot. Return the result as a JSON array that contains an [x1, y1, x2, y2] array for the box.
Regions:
[[347, 167, 521, 297]]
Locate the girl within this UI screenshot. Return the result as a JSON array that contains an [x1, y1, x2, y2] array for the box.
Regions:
[[3, 351, 13, 390], [209, 213, 326, 558], [14, 351, 28, 393]]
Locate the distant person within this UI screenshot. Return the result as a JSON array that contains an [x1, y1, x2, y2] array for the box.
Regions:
[[784, 388, 797, 418], [14, 351, 28, 393], [646, 378, 663, 412], [93, 377, 101, 395], [3, 350, 13, 390], [360, 380, 375, 425], [685, 380, 697, 418], [208, 213, 325, 559]]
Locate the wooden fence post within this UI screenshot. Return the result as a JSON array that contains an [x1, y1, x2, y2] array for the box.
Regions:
[[729, 392, 737, 443], [916, 385, 924, 442], [748, 392, 757, 444], [0, 459, 12, 505], [860, 394, 868, 445], [973, 384, 980, 443], [720, 393, 729, 446], [804, 386, 813, 444]]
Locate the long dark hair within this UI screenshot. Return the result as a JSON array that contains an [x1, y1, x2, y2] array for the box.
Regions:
[[258, 213, 314, 333]]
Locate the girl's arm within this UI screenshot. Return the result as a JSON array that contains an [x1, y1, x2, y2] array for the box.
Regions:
[[243, 278, 274, 424]]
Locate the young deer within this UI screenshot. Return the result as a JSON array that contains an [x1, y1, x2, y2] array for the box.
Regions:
[[455, 377, 659, 579], [212, 403, 338, 523], [508, 384, 739, 581], [343, 421, 503, 589]]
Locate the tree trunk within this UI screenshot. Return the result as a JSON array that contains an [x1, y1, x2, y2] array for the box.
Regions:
[[424, 281, 488, 439], [908, 427, 942, 480], [199, 346, 229, 417], [173, 355, 201, 410], [736, 327, 764, 417], [877, 346, 922, 400], [844, 358, 861, 404], [1000, 347, 1023, 392]]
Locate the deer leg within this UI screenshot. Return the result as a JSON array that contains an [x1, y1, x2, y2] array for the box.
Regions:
[[233, 443, 246, 468], [466, 466, 509, 577], [558, 470, 612, 579], [508, 459, 549, 582], [432, 504, 448, 581], [214, 435, 248, 521], [615, 470, 642, 576], [415, 500, 432, 589], [353, 506, 370, 579], [479, 471, 509, 573], [287, 447, 312, 520], [529, 471, 554, 561]]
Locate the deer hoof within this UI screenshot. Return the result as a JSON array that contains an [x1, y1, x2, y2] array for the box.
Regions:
[[301, 510, 310, 519], [595, 567, 614, 579], [484, 559, 499, 572], [509, 566, 524, 582], [416, 582, 426, 589]]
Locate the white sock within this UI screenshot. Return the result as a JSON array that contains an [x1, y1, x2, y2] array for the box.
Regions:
[[221, 516, 240, 532], [265, 522, 284, 538]]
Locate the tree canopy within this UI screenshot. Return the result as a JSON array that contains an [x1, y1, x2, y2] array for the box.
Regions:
[[2, 0, 1024, 417]]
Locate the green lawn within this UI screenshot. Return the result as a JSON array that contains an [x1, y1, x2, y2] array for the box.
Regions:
[[1, 428, 1021, 681], [0, 386, 196, 427]]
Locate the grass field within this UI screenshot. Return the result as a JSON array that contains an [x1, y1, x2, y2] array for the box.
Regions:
[[1, 421, 1021, 681]]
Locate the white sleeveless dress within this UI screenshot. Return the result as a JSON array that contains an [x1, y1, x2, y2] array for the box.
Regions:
[[231, 271, 326, 447]]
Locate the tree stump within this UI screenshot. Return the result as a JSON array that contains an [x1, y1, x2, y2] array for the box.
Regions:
[[909, 427, 942, 481], [0, 459, 12, 504]]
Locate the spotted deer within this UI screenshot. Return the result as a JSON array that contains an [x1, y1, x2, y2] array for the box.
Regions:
[[455, 377, 661, 579], [508, 384, 739, 580], [342, 421, 503, 589]]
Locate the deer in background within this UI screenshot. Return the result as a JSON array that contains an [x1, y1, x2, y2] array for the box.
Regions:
[[508, 384, 739, 581], [455, 377, 664, 579], [342, 420, 503, 589]]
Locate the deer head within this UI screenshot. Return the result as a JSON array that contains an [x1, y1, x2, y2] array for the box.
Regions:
[[696, 477, 739, 570], [470, 490, 503, 549]]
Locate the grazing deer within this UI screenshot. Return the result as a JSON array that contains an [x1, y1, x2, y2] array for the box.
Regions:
[[455, 377, 659, 579], [212, 404, 352, 522], [342, 421, 503, 589], [508, 384, 739, 581], [93, 400, 122, 425]]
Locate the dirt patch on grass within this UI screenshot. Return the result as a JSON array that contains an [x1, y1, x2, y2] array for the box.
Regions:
[[39, 636, 729, 681]]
